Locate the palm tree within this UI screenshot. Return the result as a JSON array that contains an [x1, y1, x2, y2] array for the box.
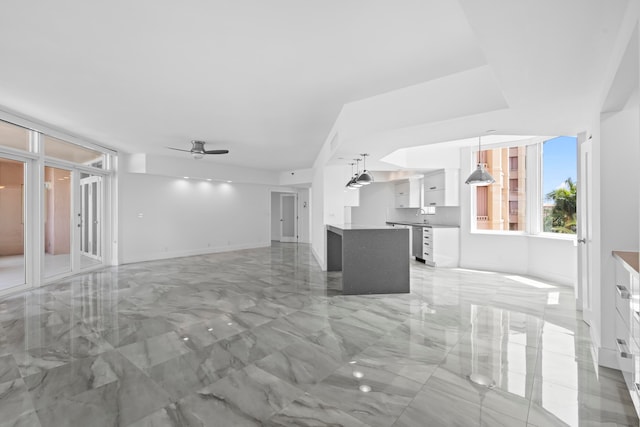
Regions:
[[545, 177, 577, 233]]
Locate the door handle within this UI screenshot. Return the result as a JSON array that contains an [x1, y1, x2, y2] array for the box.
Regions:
[[578, 238, 586, 244]]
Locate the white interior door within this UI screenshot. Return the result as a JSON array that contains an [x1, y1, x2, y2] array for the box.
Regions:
[[577, 135, 593, 325], [280, 193, 297, 243]]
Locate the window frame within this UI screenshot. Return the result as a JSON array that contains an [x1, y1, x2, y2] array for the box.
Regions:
[[469, 137, 577, 240]]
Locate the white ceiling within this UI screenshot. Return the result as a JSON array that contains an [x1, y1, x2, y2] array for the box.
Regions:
[[0, 0, 630, 172]]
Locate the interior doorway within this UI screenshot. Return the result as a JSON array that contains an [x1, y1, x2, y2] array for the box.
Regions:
[[280, 193, 297, 242], [270, 191, 298, 243]]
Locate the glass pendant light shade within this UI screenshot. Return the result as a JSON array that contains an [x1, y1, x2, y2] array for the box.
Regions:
[[465, 136, 495, 186], [465, 163, 495, 185]]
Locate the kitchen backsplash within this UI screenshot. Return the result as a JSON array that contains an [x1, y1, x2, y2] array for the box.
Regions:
[[387, 206, 461, 226]]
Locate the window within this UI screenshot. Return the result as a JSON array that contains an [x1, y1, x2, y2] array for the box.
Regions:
[[0, 120, 30, 152], [474, 145, 526, 231], [542, 136, 577, 234], [44, 135, 105, 167]]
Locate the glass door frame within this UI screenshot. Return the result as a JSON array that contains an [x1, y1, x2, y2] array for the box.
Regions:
[[42, 159, 111, 284]]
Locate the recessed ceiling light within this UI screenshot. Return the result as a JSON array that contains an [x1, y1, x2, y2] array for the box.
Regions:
[[207, 178, 212, 181], [359, 385, 371, 393], [182, 336, 189, 341], [226, 180, 232, 183], [183, 176, 189, 179], [353, 371, 364, 379]]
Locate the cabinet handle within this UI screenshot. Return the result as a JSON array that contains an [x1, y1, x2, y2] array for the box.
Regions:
[[616, 338, 633, 359], [635, 311, 640, 322], [616, 284, 631, 300], [429, 202, 436, 206], [429, 186, 437, 190], [635, 383, 640, 393]]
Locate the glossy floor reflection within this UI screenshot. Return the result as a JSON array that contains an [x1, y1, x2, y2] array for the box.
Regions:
[[0, 243, 636, 426]]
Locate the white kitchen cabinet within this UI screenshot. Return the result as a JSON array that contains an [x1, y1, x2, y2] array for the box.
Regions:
[[416, 226, 459, 267], [395, 180, 420, 208], [423, 169, 459, 207], [613, 251, 640, 416]]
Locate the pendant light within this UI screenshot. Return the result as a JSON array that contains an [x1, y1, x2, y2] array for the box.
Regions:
[[465, 136, 495, 186], [355, 153, 374, 185], [345, 162, 361, 189]]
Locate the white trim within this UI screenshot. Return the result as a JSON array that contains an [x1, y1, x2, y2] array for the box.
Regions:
[[121, 242, 272, 265], [532, 232, 577, 241], [469, 137, 577, 238]]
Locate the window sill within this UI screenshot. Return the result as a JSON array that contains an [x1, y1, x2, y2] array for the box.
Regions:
[[470, 230, 527, 237], [530, 232, 577, 241], [470, 230, 577, 241]]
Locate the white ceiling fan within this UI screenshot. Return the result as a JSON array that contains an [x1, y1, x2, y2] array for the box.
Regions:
[[168, 140, 229, 159]]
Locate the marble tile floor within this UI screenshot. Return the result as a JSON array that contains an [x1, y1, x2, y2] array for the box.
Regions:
[[0, 243, 637, 426]]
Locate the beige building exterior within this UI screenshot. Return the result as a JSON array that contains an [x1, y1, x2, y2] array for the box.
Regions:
[[476, 146, 526, 231]]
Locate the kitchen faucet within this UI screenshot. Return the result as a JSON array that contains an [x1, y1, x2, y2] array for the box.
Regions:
[[416, 208, 429, 224]]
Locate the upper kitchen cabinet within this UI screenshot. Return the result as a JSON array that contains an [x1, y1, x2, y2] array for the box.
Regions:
[[423, 169, 459, 207], [394, 179, 421, 208]]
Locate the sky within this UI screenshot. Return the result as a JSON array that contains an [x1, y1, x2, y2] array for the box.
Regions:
[[542, 135, 577, 202]]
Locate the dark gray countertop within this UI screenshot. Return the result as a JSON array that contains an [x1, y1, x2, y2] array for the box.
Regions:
[[385, 221, 460, 229]]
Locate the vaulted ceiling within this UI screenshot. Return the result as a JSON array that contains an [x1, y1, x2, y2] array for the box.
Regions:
[[0, 0, 630, 171]]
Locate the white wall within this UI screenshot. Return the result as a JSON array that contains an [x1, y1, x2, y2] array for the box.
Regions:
[[297, 188, 310, 243], [118, 171, 272, 264], [270, 192, 280, 240], [597, 106, 640, 366], [459, 146, 578, 286], [350, 182, 395, 226]]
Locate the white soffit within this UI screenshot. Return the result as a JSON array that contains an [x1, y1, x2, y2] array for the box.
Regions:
[[337, 66, 508, 143]]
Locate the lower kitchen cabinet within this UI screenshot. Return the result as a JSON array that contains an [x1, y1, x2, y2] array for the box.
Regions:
[[613, 250, 640, 416], [414, 226, 459, 267]]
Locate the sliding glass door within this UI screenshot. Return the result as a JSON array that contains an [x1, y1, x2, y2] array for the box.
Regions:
[[0, 156, 26, 291], [0, 119, 113, 292]]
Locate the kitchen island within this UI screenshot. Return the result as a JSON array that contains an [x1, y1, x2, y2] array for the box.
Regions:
[[326, 224, 409, 295]]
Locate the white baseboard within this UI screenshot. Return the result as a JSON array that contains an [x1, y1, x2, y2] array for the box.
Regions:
[[311, 246, 325, 271], [121, 242, 271, 265]]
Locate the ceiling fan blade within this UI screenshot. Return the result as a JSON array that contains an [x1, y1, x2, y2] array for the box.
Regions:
[[167, 147, 192, 153], [204, 149, 229, 155]]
